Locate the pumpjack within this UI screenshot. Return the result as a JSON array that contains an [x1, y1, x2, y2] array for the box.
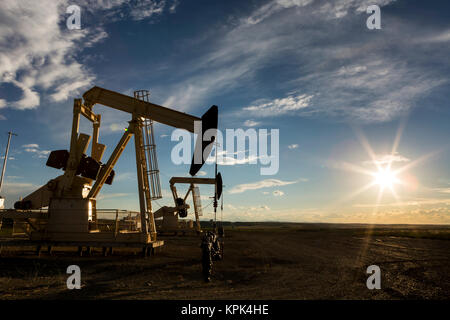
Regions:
[[154, 174, 222, 235], [0, 86, 218, 254]]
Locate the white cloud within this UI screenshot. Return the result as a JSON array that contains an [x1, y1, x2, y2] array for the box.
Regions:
[[169, 0, 179, 13], [22, 143, 50, 158], [317, 59, 445, 122], [199, 0, 443, 123], [218, 154, 260, 166], [0, 0, 176, 110], [229, 178, 300, 194], [419, 29, 450, 43], [243, 120, 261, 127], [434, 188, 450, 195], [352, 198, 450, 208], [22, 144, 39, 149], [196, 170, 207, 176], [161, 64, 255, 112], [2, 0, 441, 128], [151, 0, 407, 120], [0, 0, 96, 109], [363, 152, 410, 166], [243, 94, 313, 117], [288, 144, 299, 149], [2, 182, 39, 195], [114, 172, 135, 182], [244, 0, 314, 25], [0, 156, 15, 160], [204, 149, 261, 166], [84, 29, 109, 47], [337, 65, 367, 76], [244, 0, 396, 26], [129, 0, 166, 20], [77, 0, 177, 21]]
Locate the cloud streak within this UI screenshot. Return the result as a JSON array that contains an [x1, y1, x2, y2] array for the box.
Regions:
[[159, 0, 447, 123], [229, 178, 303, 194], [22, 144, 50, 159], [363, 152, 410, 167], [244, 94, 313, 117]]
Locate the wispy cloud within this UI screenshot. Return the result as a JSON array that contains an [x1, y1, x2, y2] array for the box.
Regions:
[[243, 120, 261, 127], [163, 0, 446, 123], [363, 152, 410, 166], [417, 29, 450, 43], [22, 144, 39, 149], [205, 150, 261, 166], [168, 0, 179, 13], [229, 178, 303, 194], [352, 198, 450, 208], [288, 144, 299, 150], [22, 144, 50, 158], [160, 0, 443, 125], [1, 181, 39, 195], [0, 1, 96, 109], [243, 94, 313, 117], [114, 172, 135, 182], [128, 0, 166, 20], [0, 0, 177, 110], [434, 188, 450, 195], [243, 0, 314, 25]]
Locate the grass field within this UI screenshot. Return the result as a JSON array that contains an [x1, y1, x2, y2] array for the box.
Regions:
[[0, 223, 449, 299]]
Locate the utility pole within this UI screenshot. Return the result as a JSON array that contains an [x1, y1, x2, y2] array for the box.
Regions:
[[0, 131, 18, 194]]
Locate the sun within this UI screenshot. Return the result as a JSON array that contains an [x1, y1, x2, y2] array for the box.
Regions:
[[331, 120, 435, 208], [372, 167, 399, 190]]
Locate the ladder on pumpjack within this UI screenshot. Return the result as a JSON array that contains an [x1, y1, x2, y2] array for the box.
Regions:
[[134, 90, 162, 237]]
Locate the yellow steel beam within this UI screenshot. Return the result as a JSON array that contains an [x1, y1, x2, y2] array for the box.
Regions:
[[80, 104, 100, 123], [88, 127, 133, 199], [83, 86, 200, 133]]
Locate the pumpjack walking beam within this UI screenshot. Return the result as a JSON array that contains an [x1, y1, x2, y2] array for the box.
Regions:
[[83, 87, 201, 132]]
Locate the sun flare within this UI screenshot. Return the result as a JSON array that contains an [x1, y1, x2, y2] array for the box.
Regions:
[[372, 167, 399, 189]]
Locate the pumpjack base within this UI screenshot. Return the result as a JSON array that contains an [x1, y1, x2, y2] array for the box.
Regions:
[[29, 230, 158, 243], [0, 238, 164, 257]]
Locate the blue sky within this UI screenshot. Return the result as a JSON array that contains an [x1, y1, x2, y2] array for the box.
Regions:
[[1, 0, 450, 223]]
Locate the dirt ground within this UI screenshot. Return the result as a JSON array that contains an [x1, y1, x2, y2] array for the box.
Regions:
[[0, 223, 449, 300]]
